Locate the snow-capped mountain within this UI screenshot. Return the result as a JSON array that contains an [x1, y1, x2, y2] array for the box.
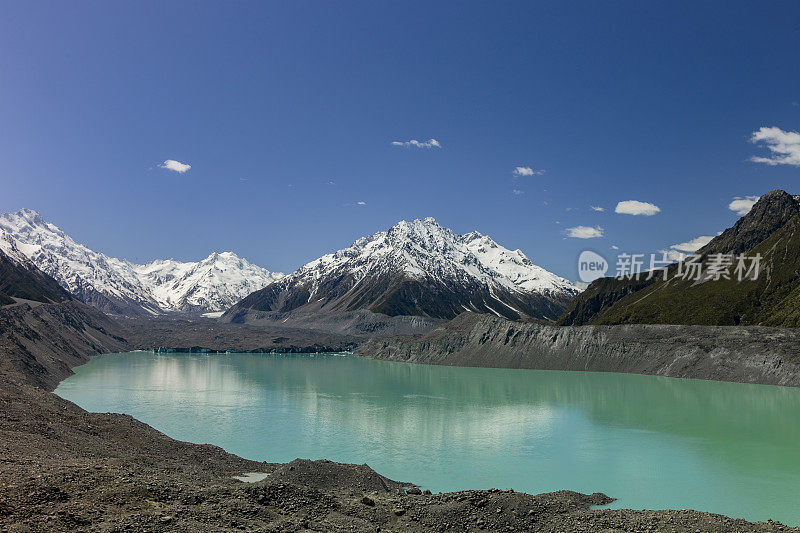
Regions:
[[135, 252, 282, 314], [0, 209, 282, 316], [228, 217, 578, 321], [0, 235, 74, 306]]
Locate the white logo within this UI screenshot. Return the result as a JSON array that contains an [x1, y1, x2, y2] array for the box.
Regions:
[[578, 250, 608, 283]]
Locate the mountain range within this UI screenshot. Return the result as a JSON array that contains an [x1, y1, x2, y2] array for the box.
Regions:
[[0, 209, 283, 316], [227, 217, 579, 322], [5, 190, 800, 329], [558, 189, 800, 327]]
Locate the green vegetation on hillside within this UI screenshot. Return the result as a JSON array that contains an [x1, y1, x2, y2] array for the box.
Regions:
[[558, 190, 800, 327]]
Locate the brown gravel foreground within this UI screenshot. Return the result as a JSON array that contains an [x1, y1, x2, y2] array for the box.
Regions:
[[0, 302, 797, 532]]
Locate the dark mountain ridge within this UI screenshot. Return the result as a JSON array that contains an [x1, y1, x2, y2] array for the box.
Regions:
[[559, 189, 800, 327]]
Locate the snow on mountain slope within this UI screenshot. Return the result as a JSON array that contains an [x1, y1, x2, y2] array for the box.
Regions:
[[0, 209, 159, 315], [230, 217, 578, 321], [283, 217, 576, 298], [0, 230, 74, 305], [0, 209, 282, 315], [0, 231, 32, 266], [461, 231, 577, 294], [135, 252, 282, 313]]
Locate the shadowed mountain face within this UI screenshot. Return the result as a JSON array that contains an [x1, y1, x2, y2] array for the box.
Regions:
[[0, 241, 72, 305], [559, 190, 800, 327], [227, 218, 578, 322]]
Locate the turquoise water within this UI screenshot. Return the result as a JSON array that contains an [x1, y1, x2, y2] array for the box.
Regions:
[[55, 351, 800, 525]]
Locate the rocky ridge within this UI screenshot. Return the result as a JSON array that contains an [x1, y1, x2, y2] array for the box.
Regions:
[[359, 312, 800, 387]]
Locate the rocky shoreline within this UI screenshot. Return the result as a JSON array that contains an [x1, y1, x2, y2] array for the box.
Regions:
[[2, 302, 798, 531], [358, 312, 800, 387]]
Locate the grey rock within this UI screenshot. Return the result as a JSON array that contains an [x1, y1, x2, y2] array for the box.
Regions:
[[359, 312, 800, 387]]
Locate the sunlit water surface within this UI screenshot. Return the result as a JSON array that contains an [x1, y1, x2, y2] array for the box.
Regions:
[[55, 352, 800, 525]]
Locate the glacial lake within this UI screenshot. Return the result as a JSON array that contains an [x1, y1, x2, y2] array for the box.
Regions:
[[55, 351, 800, 525]]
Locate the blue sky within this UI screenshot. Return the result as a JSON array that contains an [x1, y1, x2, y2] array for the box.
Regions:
[[2, 1, 799, 279]]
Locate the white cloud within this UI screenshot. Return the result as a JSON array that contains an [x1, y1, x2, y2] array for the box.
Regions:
[[356, 201, 366, 206], [590, 206, 605, 212], [669, 235, 715, 253], [514, 166, 534, 176], [391, 139, 441, 149], [610, 245, 619, 250], [158, 159, 191, 173], [749, 126, 800, 166], [565, 225, 604, 239], [512, 166, 545, 177], [512, 189, 524, 195], [728, 195, 760, 215], [615, 200, 661, 216]]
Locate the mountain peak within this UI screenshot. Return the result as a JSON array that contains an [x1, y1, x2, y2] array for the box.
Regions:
[[16, 207, 41, 217], [703, 189, 799, 255], [388, 217, 444, 233], [760, 188, 793, 200], [7, 208, 45, 227], [200, 251, 249, 266], [232, 218, 577, 321]]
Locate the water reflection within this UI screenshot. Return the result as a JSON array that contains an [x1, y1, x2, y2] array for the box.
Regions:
[[56, 352, 800, 525]]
